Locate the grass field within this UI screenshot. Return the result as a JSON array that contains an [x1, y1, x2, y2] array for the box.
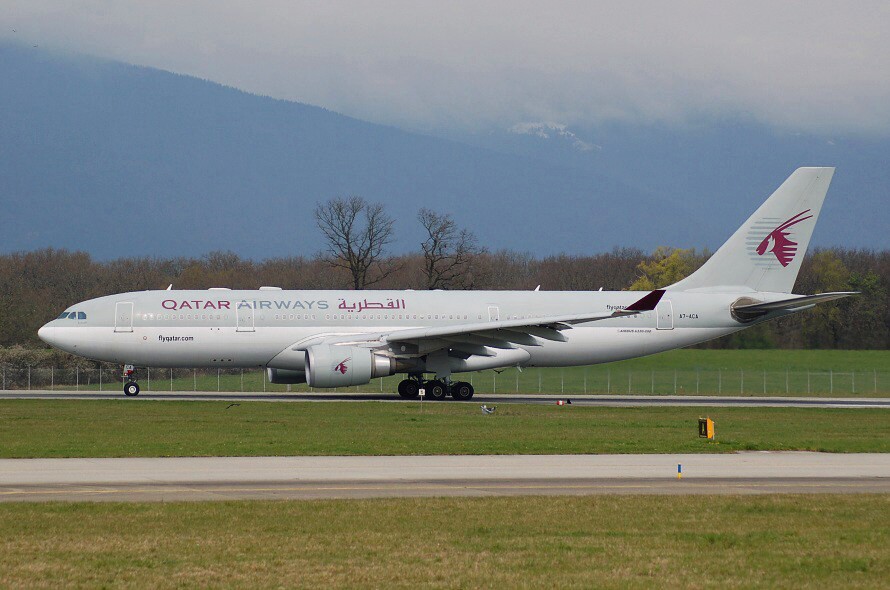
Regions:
[[1, 400, 887, 458], [9, 349, 890, 396], [1, 495, 886, 588]]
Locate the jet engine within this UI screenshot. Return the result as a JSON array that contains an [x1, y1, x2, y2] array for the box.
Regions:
[[305, 345, 396, 387]]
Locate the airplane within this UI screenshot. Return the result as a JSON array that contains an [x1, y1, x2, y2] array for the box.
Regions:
[[38, 167, 855, 399]]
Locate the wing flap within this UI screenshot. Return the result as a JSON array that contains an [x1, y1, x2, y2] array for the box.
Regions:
[[504, 326, 568, 342], [441, 334, 517, 350], [474, 329, 542, 346]]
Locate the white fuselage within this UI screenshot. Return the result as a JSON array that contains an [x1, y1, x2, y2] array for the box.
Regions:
[[38, 288, 765, 372]]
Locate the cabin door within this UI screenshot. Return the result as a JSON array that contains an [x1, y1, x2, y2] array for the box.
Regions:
[[114, 302, 134, 333], [236, 304, 255, 332], [487, 306, 500, 322], [656, 300, 674, 330]]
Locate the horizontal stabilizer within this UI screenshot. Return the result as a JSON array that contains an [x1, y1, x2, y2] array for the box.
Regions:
[[732, 292, 857, 321]]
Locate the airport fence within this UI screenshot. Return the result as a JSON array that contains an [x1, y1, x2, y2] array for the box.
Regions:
[[1, 364, 890, 397]]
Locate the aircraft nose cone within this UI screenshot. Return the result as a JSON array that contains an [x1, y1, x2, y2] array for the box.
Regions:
[[38, 323, 56, 346]]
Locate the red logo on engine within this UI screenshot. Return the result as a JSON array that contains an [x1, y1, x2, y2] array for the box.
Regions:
[[755, 210, 813, 267], [334, 358, 350, 374]]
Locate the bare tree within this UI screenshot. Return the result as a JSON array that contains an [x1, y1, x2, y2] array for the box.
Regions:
[[314, 196, 397, 289], [418, 208, 483, 289]]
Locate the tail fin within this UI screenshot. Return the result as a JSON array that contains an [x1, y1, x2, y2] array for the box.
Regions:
[[668, 167, 835, 293]]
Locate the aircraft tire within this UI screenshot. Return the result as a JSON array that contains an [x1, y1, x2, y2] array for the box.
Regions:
[[397, 379, 420, 399], [425, 380, 447, 400], [451, 381, 474, 401], [124, 381, 140, 396]]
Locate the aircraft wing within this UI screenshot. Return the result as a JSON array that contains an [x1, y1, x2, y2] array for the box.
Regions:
[[384, 289, 664, 350], [732, 291, 857, 321], [294, 290, 664, 358]]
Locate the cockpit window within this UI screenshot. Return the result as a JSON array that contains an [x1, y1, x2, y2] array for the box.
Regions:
[[57, 312, 69, 319], [77, 312, 87, 320]]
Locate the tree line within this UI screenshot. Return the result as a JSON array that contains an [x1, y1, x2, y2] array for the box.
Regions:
[[0, 196, 886, 350]]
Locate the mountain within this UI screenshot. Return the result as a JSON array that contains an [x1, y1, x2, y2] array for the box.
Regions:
[[457, 120, 890, 252], [0, 42, 886, 260], [0, 43, 699, 260]]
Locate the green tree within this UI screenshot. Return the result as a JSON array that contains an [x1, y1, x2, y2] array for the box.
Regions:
[[797, 251, 851, 347], [837, 271, 887, 348], [629, 247, 700, 290]]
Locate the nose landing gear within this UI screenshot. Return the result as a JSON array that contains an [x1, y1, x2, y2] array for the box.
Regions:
[[122, 364, 140, 396]]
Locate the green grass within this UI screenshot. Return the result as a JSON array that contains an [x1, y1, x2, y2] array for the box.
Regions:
[[15, 349, 890, 395], [1, 495, 887, 588], [1, 400, 887, 457]]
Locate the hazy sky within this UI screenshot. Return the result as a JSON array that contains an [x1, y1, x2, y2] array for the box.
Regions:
[[4, 1, 889, 135]]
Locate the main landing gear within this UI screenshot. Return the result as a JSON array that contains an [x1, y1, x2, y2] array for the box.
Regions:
[[122, 364, 140, 396], [397, 376, 474, 401]]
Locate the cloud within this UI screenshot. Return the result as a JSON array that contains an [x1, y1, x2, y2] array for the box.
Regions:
[[3, 1, 890, 135]]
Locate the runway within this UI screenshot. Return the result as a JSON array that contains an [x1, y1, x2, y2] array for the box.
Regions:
[[2, 390, 888, 408], [1, 452, 888, 501]]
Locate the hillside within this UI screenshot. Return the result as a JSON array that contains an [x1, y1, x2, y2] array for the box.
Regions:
[[1, 42, 886, 259], [0, 43, 697, 259]]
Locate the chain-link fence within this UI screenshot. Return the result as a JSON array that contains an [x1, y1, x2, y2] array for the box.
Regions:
[[1, 364, 888, 396], [476, 367, 889, 396]]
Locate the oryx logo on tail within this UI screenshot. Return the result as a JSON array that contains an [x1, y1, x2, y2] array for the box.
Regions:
[[755, 210, 813, 267], [334, 358, 350, 374]]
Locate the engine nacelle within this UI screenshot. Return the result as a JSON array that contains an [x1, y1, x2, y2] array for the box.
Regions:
[[266, 368, 307, 384], [305, 345, 394, 388]]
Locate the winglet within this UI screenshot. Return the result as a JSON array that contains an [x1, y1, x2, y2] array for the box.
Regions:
[[624, 289, 665, 312]]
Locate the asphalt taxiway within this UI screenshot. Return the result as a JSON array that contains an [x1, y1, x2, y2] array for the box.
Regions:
[[1, 453, 887, 501], [2, 390, 888, 408]]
